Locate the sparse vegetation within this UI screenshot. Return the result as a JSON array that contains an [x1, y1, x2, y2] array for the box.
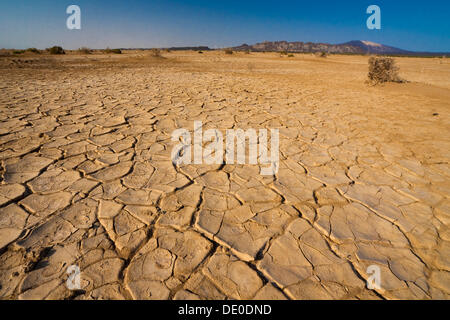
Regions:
[[315, 51, 328, 58], [104, 48, 122, 54], [198, 51, 203, 54], [26, 48, 41, 54], [12, 48, 41, 54], [368, 56, 404, 84], [78, 47, 92, 54], [224, 49, 233, 55], [0, 49, 11, 57], [47, 46, 65, 54], [288, 54, 295, 57], [244, 49, 250, 54], [279, 50, 288, 56]]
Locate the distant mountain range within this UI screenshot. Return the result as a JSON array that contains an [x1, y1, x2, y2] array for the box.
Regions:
[[231, 40, 448, 56], [167, 46, 211, 51]]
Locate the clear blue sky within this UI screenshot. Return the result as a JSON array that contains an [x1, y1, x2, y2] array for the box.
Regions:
[[0, 0, 449, 51]]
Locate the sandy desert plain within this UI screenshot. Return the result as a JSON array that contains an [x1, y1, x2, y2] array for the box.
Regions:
[[0, 50, 449, 300]]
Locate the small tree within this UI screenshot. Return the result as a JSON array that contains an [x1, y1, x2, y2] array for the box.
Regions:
[[368, 57, 403, 84]]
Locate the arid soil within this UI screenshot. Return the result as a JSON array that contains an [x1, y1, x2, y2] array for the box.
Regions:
[[0, 51, 449, 300]]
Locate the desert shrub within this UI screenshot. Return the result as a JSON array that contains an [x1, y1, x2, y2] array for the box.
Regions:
[[244, 49, 250, 54], [368, 57, 403, 84], [13, 50, 25, 54], [280, 50, 288, 56], [78, 47, 92, 54], [288, 54, 295, 57], [47, 46, 65, 54], [151, 48, 161, 57], [198, 51, 203, 54], [224, 49, 233, 55], [104, 48, 122, 54], [26, 48, 40, 54], [315, 51, 327, 58], [0, 49, 11, 57]]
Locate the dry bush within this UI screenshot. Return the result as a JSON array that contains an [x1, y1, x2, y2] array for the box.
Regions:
[[244, 49, 250, 54], [280, 50, 288, 56], [78, 47, 92, 54], [47, 46, 65, 54], [315, 51, 327, 58], [288, 54, 294, 57], [368, 57, 403, 84], [151, 48, 161, 57], [104, 48, 122, 54], [198, 51, 203, 54], [26, 48, 41, 54], [0, 49, 11, 57], [224, 48, 233, 55]]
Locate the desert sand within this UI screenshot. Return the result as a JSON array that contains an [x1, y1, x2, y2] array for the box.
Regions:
[[0, 51, 449, 299]]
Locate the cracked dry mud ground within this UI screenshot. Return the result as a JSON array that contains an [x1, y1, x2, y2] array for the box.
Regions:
[[0, 52, 449, 300]]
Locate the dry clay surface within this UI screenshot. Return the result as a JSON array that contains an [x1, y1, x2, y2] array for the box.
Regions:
[[0, 51, 449, 300]]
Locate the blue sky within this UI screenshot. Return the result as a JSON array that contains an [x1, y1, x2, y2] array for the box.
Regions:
[[0, 0, 449, 51]]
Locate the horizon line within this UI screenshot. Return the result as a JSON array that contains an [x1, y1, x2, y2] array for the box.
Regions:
[[3, 39, 449, 54]]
